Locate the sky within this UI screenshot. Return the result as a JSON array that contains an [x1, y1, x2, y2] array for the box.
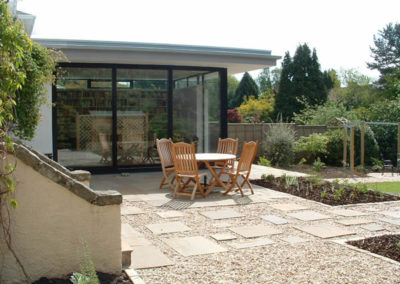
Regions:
[[17, 0, 400, 80]]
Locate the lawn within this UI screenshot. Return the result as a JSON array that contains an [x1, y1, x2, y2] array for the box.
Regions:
[[366, 182, 400, 193]]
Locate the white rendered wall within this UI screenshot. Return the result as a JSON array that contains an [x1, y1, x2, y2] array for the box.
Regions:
[[24, 83, 53, 155]]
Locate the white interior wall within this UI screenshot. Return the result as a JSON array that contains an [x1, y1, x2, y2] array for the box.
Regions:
[[24, 83, 53, 155]]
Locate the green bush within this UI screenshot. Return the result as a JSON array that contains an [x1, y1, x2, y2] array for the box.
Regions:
[[263, 123, 295, 167], [324, 129, 344, 166], [353, 125, 380, 166], [312, 157, 325, 172], [258, 156, 271, 167], [293, 133, 328, 163]]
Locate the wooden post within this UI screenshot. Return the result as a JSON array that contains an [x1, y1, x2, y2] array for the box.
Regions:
[[361, 122, 365, 168], [343, 127, 347, 168], [398, 122, 400, 160], [350, 126, 355, 173]]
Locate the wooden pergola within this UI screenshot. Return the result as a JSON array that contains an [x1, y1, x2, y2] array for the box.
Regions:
[[341, 120, 400, 172]]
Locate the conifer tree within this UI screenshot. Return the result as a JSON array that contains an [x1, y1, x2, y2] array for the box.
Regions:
[[274, 44, 327, 121], [231, 72, 259, 108]]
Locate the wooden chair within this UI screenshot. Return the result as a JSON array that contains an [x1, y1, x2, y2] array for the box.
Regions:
[[221, 141, 259, 197], [156, 138, 175, 190], [215, 138, 239, 168], [171, 142, 206, 200]]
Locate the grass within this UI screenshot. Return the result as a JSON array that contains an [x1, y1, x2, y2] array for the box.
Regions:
[[366, 182, 400, 193]]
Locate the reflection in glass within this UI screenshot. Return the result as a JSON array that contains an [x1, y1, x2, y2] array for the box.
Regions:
[[56, 68, 112, 167], [173, 70, 220, 152], [116, 69, 168, 166]]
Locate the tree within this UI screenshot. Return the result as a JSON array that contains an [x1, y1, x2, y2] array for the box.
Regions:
[[227, 75, 239, 109], [231, 72, 259, 108], [368, 23, 400, 75], [257, 68, 273, 93], [368, 23, 400, 98], [274, 44, 328, 121], [323, 69, 341, 89], [236, 96, 274, 123]]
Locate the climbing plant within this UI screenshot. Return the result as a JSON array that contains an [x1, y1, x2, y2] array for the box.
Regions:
[[0, 1, 58, 282]]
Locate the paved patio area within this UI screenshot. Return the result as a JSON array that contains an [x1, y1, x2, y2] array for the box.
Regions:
[[91, 167, 400, 283]]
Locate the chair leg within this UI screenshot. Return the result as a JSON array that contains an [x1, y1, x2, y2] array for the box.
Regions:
[[191, 183, 198, 200], [160, 176, 166, 189], [223, 175, 237, 195]]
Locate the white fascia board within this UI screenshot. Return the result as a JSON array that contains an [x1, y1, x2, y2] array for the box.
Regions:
[[34, 39, 281, 73]]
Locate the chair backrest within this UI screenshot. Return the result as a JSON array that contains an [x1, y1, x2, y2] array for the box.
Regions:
[[237, 141, 259, 172], [171, 142, 199, 176], [156, 138, 174, 168], [217, 138, 239, 155]]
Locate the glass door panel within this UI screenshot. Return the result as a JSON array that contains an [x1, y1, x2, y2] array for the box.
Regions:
[[56, 67, 113, 167], [173, 70, 220, 153], [116, 69, 168, 166]]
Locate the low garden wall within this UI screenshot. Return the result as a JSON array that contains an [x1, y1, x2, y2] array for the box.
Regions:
[[0, 144, 122, 283]]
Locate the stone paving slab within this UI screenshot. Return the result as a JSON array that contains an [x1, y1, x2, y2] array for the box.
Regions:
[[229, 238, 274, 249], [121, 206, 145, 215], [210, 233, 237, 241], [270, 203, 309, 212], [213, 222, 231, 228], [378, 217, 400, 226], [336, 218, 374, 226], [287, 210, 331, 221], [200, 209, 245, 220], [146, 221, 191, 235], [130, 245, 174, 269], [294, 224, 355, 239], [164, 236, 228, 256], [156, 210, 185, 218], [261, 215, 290, 225], [230, 224, 282, 238], [361, 223, 385, 232], [381, 211, 400, 218], [280, 235, 308, 244], [329, 209, 367, 217], [122, 223, 143, 238]]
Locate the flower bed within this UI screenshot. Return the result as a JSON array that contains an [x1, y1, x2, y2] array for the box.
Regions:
[[250, 176, 400, 206]]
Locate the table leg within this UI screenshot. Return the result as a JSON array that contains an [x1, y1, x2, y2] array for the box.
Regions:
[[204, 161, 229, 196]]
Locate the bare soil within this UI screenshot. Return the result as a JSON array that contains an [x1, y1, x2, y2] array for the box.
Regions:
[[33, 272, 131, 284], [347, 234, 400, 262], [250, 177, 400, 206]]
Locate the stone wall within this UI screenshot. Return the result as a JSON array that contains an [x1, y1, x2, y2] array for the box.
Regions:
[[0, 144, 122, 283]]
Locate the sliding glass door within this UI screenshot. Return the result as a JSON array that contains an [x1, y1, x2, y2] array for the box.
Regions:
[[54, 64, 225, 171]]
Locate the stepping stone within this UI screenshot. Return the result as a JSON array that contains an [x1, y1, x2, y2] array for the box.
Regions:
[[230, 224, 282, 238], [294, 224, 355, 239], [330, 209, 366, 217], [270, 203, 308, 212], [122, 223, 143, 238], [164, 236, 228, 256], [281, 235, 308, 244], [123, 236, 152, 247], [200, 209, 245, 220], [379, 217, 400, 226], [261, 215, 289, 225], [229, 238, 274, 249], [131, 245, 174, 269], [361, 223, 385, 232], [121, 206, 145, 215], [336, 218, 373, 226], [210, 233, 237, 241], [287, 210, 330, 221], [146, 221, 191, 235], [381, 211, 400, 219], [156, 210, 185, 218]]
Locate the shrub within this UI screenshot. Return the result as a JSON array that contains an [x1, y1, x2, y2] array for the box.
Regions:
[[293, 133, 328, 163], [352, 125, 380, 166], [263, 123, 295, 167], [227, 109, 242, 123], [258, 156, 271, 167], [324, 129, 344, 166], [236, 96, 274, 123], [312, 157, 325, 172]]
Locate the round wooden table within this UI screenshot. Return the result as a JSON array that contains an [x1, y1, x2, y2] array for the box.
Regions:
[[195, 153, 236, 195]]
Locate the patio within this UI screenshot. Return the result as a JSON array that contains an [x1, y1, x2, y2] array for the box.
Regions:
[[91, 167, 400, 283]]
